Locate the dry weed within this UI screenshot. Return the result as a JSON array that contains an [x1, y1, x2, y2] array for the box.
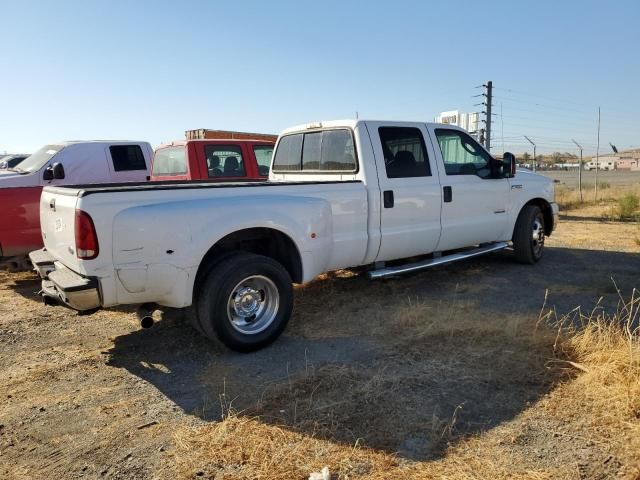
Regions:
[[556, 184, 640, 213], [167, 289, 640, 479]]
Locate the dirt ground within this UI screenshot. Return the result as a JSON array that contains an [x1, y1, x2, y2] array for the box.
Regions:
[[1, 209, 638, 479]]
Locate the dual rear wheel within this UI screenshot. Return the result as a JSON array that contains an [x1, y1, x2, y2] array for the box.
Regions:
[[194, 253, 293, 352]]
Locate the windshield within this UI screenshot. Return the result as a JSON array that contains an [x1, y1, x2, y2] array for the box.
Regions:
[[16, 144, 64, 173]]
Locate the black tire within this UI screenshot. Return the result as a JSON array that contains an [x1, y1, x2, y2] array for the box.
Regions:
[[513, 205, 545, 264], [196, 252, 293, 352], [189, 251, 240, 336]]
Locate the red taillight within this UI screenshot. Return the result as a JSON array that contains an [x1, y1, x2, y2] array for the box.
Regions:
[[75, 210, 99, 259]]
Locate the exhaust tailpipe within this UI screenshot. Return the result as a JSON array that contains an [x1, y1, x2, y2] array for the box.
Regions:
[[138, 303, 156, 329], [43, 294, 59, 306]]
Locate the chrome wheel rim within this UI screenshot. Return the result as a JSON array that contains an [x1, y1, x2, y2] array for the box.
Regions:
[[227, 275, 279, 335], [531, 215, 545, 257]]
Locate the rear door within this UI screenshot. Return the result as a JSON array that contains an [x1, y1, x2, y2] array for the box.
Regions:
[[366, 122, 442, 261], [427, 126, 510, 250]]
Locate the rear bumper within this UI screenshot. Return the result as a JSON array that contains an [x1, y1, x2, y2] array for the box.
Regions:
[[29, 248, 101, 311]]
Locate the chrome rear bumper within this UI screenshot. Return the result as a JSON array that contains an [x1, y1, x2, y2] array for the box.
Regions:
[[29, 248, 101, 311]]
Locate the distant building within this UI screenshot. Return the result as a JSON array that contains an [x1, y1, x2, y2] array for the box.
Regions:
[[616, 158, 639, 170], [185, 129, 278, 142], [434, 111, 480, 134], [584, 149, 640, 171], [616, 149, 640, 170]]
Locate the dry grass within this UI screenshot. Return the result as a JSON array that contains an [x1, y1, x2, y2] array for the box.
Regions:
[[547, 288, 640, 426], [616, 193, 640, 221], [556, 183, 640, 213], [166, 290, 640, 479]]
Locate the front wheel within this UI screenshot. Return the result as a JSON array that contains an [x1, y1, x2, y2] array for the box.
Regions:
[[196, 253, 293, 352], [512, 205, 545, 264]]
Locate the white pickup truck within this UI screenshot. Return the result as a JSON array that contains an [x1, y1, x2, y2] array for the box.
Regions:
[[31, 120, 558, 351]]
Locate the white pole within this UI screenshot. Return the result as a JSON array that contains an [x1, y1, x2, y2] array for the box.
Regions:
[[595, 107, 600, 200]]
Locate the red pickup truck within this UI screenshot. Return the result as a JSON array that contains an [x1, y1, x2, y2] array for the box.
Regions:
[[150, 139, 274, 181]]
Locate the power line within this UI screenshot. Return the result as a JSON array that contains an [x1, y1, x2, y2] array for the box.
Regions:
[[493, 95, 594, 114], [492, 87, 595, 109]]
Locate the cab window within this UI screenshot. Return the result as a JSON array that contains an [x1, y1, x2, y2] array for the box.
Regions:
[[110, 145, 147, 171], [435, 129, 493, 178], [205, 145, 246, 177], [253, 145, 274, 176], [378, 127, 431, 178], [152, 146, 187, 176], [273, 129, 356, 172]]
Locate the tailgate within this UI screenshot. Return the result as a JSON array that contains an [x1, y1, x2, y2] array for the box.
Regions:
[[40, 188, 81, 270]]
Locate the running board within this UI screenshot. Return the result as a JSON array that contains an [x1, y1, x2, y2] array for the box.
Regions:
[[368, 242, 509, 279]]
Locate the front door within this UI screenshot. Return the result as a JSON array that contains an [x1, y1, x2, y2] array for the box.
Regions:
[[366, 122, 442, 262], [426, 126, 510, 251]]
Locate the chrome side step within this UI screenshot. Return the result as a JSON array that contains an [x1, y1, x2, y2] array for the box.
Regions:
[[368, 242, 509, 279]]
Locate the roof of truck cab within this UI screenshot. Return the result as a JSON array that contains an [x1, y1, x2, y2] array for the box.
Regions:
[[156, 139, 275, 149], [279, 119, 465, 136], [57, 140, 150, 146]]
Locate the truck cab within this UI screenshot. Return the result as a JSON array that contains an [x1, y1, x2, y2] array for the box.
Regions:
[[150, 139, 274, 182]]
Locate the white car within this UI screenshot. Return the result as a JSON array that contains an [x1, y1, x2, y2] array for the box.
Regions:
[[31, 120, 558, 351]]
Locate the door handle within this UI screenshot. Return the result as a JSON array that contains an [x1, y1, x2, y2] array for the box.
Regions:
[[383, 190, 394, 208], [443, 186, 452, 203]]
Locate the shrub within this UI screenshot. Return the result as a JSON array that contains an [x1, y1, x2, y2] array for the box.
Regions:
[[617, 193, 640, 220]]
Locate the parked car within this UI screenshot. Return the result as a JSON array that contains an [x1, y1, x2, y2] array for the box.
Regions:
[[0, 154, 30, 170], [151, 139, 274, 181], [1, 141, 152, 270], [584, 159, 615, 171], [31, 120, 558, 351]]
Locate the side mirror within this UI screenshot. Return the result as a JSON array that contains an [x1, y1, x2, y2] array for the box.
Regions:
[[52, 162, 65, 180], [43, 166, 54, 181], [502, 152, 516, 178]]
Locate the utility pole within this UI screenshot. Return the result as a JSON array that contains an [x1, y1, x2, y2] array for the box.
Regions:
[[500, 102, 504, 155], [524, 135, 536, 172], [571, 138, 583, 202], [482, 81, 493, 151], [595, 107, 601, 200]]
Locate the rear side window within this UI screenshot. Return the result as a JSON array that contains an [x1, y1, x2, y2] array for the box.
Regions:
[[205, 145, 246, 177], [378, 127, 431, 178], [273, 129, 357, 172], [273, 134, 303, 171], [110, 145, 147, 171], [152, 146, 187, 176], [253, 145, 274, 176]]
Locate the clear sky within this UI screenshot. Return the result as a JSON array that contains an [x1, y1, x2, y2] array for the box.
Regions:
[[1, 0, 638, 155]]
